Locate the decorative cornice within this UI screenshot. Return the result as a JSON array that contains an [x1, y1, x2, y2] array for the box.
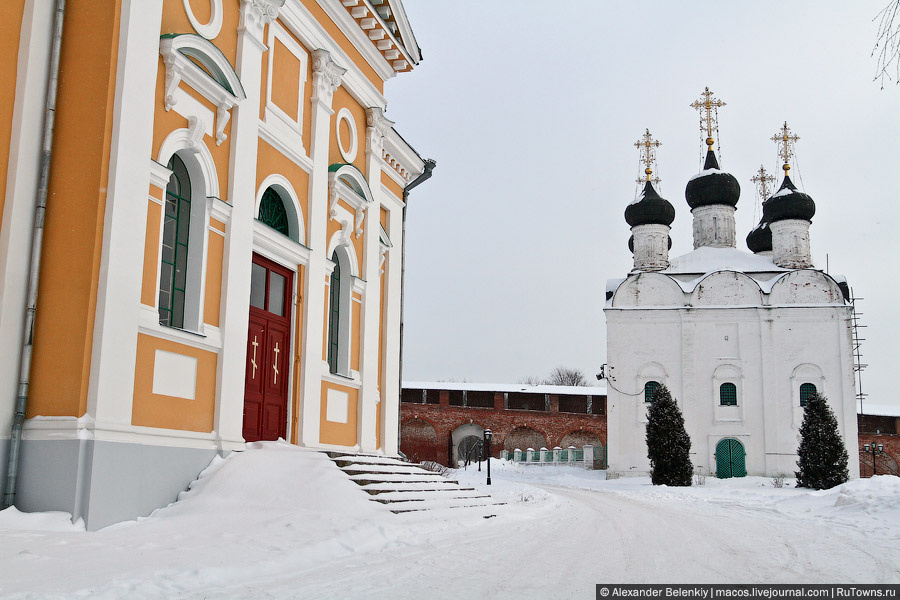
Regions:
[[239, 0, 282, 49], [365, 106, 394, 156], [311, 49, 346, 107]]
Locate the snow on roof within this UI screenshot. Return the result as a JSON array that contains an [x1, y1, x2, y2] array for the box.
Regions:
[[859, 403, 900, 417], [664, 246, 787, 275], [687, 167, 721, 182], [403, 381, 607, 395]]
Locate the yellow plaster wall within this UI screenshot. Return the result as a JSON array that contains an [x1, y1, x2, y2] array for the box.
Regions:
[[0, 0, 27, 229], [381, 170, 404, 200], [203, 219, 225, 327], [161, 0, 238, 65], [271, 37, 301, 121], [132, 333, 217, 432], [330, 86, 367, 175], [319, 381, 358, 446], [290, 264, 305, 444], [325, 199, 363, 272], [350, 292, 361, 372], [299, 0, 383, 93], [154, 0, 241, 202], [256, 138, 310, 238], [28, 2, 122, 418], [259, 20, 313, 153], [141, 196, 163, 307]]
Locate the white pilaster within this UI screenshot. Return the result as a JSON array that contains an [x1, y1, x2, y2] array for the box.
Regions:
[[213, 0, 279, 450], [770, 219, 813, 269], [0, 0, 53, 436], [86, 0, 165, 427], [357, 107, 392, 452], [692, 204, 736, 249], [630, 223, 670, 272], [298, 49, 345, 447], [381, 199, 403, 455]]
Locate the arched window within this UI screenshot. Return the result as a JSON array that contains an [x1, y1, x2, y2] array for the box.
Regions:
[[644, 381, 660, 403], [327, 251, 342, 374], [257, 187, 289, 236], [327, 249, 351, 375], [800, 383, 817, 407], [159, 154, 192, 328], [719, 382, 737, 406]]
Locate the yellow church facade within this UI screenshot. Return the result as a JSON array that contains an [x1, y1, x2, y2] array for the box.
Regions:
[[0, 0, 427, 529]]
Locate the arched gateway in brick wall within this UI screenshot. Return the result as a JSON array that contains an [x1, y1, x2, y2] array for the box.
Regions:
[[400, 382, 608, 467]]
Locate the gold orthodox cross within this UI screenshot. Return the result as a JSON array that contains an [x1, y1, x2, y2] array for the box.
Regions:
[[272, 342, 280, 385], [634, 128, 661, 183], [250, 335, 259, 379], [771, 121, 799, 176], [690, 86, 726, 150], [750, 165, 776, 200]]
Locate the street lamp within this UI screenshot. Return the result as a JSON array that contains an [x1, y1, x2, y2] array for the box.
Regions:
[[484, 429, 492, 485], [862, 442, 885, 475]]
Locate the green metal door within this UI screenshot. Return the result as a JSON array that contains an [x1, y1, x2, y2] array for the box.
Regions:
[[715, 438, 747, 479]]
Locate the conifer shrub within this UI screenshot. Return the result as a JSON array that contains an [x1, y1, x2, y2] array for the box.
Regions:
[[645, 385, 693, 486], [795, 392, 849, 490]]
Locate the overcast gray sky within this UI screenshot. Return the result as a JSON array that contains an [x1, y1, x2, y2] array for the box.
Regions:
[[384, 1, 900, 411]]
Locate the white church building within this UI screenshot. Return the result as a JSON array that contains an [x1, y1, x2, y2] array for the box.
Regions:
[[604, 116, 859, 479]]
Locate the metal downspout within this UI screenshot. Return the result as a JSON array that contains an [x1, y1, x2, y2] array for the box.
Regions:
[[397, 159, 435, 456], [2, 0, 67, 510]]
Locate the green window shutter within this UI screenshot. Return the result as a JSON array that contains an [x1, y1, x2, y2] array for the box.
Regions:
[[644, 381, 660, 403], [327, 253, 341, 374], [799, 383, 817, 407], [159, 154, 191, 328], [719, 382, 737, 406], [258, 187, 290, 236]]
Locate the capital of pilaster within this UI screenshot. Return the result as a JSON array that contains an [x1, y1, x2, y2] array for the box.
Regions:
[[239, 0, 281, 49], [311, 49, 346, 108], [365, 107, 394, 156]]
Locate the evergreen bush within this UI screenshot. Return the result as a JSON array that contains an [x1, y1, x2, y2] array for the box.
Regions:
[[796, 392, 849, 490], [645, 385, 693, 486]]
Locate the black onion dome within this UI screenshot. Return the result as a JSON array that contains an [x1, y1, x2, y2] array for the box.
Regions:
[[625, 181, 675, 227], [764, 175, 815, 223], [746, 217, 772, 253], [685, 150, 740, 210]]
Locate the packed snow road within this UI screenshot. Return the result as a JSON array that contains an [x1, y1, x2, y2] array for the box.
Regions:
[[0, 444, 897, 599], [288, 480, 899, 599]]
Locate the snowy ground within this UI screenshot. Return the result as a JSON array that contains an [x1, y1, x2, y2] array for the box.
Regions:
[[0, 442, 897, 599]]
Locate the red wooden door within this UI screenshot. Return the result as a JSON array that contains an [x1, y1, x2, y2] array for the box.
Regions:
[[243, 254, 293, 442]]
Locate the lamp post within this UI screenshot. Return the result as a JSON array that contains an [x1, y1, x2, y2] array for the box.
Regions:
[[862, 442, 885, 475], [484, 429, 492, 485]]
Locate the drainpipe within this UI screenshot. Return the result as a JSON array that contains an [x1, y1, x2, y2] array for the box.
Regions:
[[397, 158, 435, 456], [3, 0, 67, 510]]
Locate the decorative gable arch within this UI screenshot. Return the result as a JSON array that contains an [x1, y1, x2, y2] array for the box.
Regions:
[[160, 34, 246, 146], [328, 163, 375, 238]]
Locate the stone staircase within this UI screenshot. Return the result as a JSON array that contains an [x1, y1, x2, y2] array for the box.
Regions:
[[327, 452, 503, 516]]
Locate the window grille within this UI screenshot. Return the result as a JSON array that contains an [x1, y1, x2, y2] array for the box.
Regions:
[[719, 382, 737, 406], [644, 381, 660, 403], [159, 154, 191, 328], [799, 383, 817, 407], [258, 187, 289, 235]]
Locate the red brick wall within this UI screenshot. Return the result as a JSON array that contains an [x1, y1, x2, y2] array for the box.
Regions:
[[858, 433, 900, 477], [400, 390, 607, 467]]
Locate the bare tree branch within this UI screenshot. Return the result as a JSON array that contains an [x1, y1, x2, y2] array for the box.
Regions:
[[873, 0, 900, 87]]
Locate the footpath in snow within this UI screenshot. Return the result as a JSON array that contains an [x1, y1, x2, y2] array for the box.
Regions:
[[0, 442, 898, 599]]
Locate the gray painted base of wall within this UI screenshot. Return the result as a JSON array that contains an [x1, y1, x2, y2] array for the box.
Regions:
[[16, 439, 219, 530]]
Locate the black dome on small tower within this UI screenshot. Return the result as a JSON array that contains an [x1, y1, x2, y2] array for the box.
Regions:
[[625, 180, 675, 227], [685, 150, 740, 210], [746, 217, 772, 253], [764, 175, 815, 223]]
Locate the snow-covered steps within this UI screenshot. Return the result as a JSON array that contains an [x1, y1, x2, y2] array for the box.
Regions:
[[326, 452, 504, 515]]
